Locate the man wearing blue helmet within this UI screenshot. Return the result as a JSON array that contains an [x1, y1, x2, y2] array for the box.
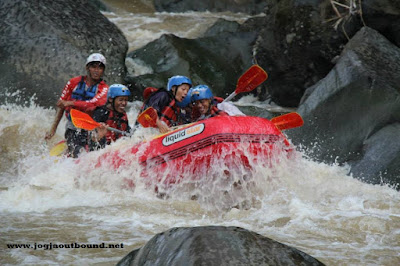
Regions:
[[177, 87, 194, 124], [89, 84, 131, 150], [138, 75, 192, 133], [191, 85, 228, 121]]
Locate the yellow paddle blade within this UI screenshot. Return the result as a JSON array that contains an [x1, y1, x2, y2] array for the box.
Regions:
[[49, 140, 67, 157]]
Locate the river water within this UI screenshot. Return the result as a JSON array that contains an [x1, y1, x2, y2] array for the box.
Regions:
[[1, 1, 399, 265]]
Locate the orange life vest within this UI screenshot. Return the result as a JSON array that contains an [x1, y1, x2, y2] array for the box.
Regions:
[[160, 98, 181, 127], [104, 109, 129, 143], [209, 106, 228, 117], [139, 89, 182, 127]]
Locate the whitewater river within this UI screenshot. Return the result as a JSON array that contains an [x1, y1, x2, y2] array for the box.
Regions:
[[1, 1, 399, 265]]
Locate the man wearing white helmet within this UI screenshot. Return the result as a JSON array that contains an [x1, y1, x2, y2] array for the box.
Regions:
[[45, 53, 109, 158]]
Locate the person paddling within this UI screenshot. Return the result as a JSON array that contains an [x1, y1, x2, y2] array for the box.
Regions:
[[137, 75, 192, 133], [45, 53, 109, 158], [191, 85, 229, 121], [89, 84, 131, 150]]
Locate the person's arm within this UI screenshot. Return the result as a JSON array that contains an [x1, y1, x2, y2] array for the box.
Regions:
[[45, 107, 64, 140], [55, 77, 76, 110], [156, 117, 171, 133], [147, 91, 172, 133], [88, 107, 109, 150], [73, 83, 109, 112], [91, 123, 108, 142]]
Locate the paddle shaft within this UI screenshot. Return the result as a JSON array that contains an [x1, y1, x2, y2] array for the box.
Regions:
[[106, 126, 130, 136], [223, 92, 237, 102]]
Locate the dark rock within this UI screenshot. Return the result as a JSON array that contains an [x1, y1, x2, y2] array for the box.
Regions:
[[0, 0, 128, 107], [117, 226, 325, 266], [89, 0, 110, 11], [362, 0, 400, 47], [153, 0, 268, 15], [254, 0, 360, 107], [203, 19, 241, 37], [286, 27, 400, 188], [350, 123, 400, 187]]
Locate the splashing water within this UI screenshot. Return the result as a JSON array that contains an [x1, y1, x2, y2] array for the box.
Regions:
[[1, 99, 399, 265]]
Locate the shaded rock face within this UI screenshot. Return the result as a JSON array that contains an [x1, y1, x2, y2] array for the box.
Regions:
[[0, 0, 128, 107], [117, 226, 325, 266], [153, 0, 268, 15], [254, 0, 362, 107], [240, 0, 400, 107], [350, 124, 400, 186], [286, 27, 400, 187]]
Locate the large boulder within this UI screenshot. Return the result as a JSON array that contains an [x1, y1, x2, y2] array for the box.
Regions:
[[117, 226, 324, 266], [350, 124, 400, 186], [0, 0, 128, 107], [286, 27, 400, 187], [253, 0, 400, 107], [254, 0, 361, 107]]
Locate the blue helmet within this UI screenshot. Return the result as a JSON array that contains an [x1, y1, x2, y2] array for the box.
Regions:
[[167, 75, 192, 91], [176, 88, 193, 108], [108, 84, 131, 100], [191, 85, 213, 102]]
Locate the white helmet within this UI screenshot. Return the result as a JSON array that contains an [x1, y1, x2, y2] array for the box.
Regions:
[[86, 53, 106, 66]]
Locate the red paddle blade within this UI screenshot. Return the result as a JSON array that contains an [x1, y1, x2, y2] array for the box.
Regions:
[[70, 109, 100, 130], [235, 64, 268, 94], [271, 112, 304, 130], [137, 107, 158, 128]]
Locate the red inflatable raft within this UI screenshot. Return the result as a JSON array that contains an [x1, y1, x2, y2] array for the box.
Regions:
[[93, 114, 301, 190]]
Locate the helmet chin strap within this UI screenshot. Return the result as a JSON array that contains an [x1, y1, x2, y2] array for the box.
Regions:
[[173, 86, 178, 99], [107, 98, 116, 112], [206, 98, 212, 114], [112, 98, 116, 111]]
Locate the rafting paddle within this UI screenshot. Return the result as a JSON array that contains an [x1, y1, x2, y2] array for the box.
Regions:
[[49, 140, 67, 157], [223, 64, 268, 102], [70, 109, 129, 135], [136, 107, 158, 128], [271, 112, 304, 130]]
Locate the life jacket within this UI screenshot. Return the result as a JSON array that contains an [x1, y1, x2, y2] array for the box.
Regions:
[[105, 110, 129, 144], [96, 106, 129, 144], [71, 76, 99, 101], [160, 98, 180, 127], [209, 106, 228, 117], [143, 87, 158, 101], [140, 88, 181, 127]]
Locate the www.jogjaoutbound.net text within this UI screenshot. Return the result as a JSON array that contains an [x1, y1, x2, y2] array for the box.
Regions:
[[7, 242, 124, 250]]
